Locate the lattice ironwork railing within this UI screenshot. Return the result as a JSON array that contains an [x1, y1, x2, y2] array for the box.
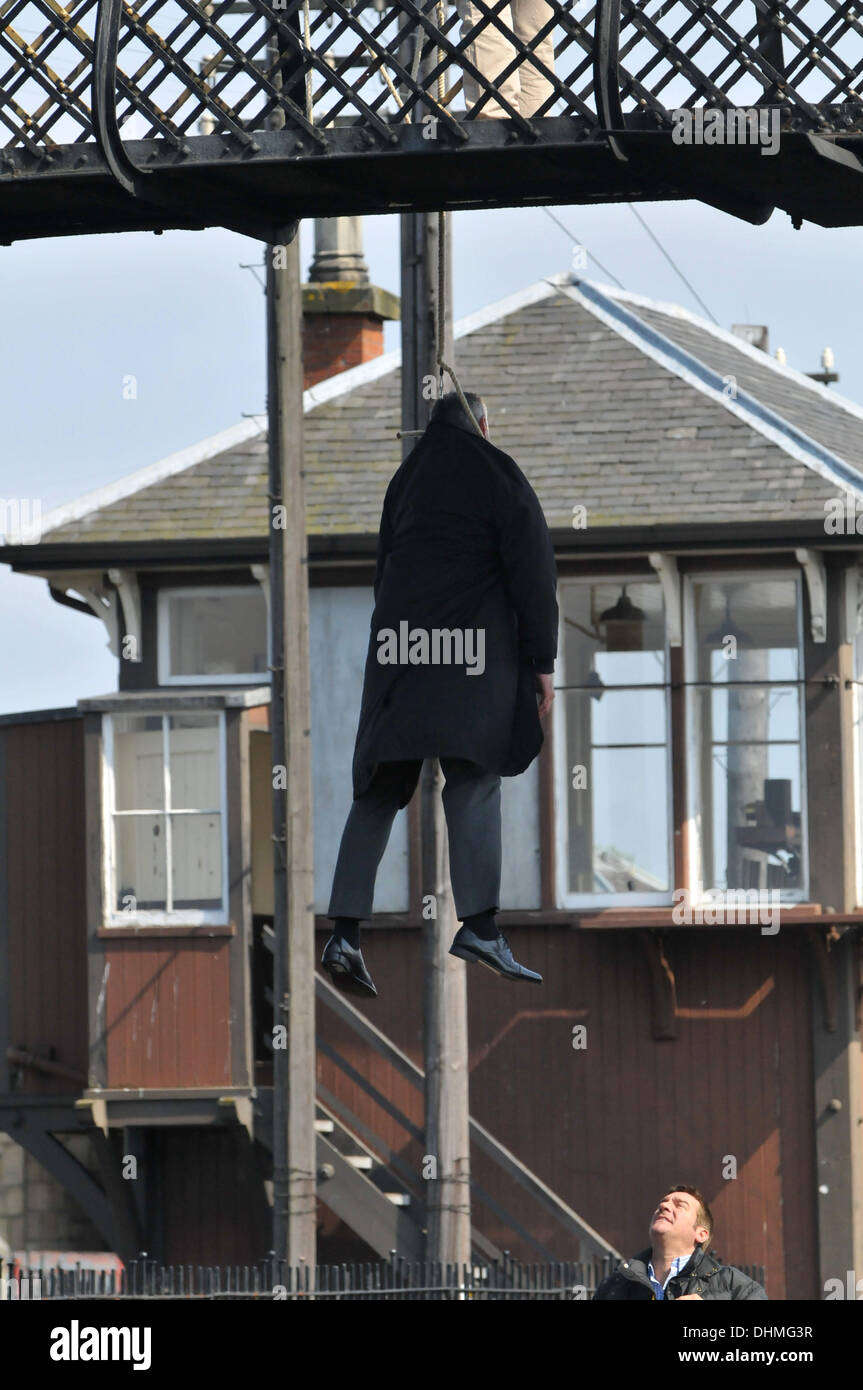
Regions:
[[1, 0, 862, 158]]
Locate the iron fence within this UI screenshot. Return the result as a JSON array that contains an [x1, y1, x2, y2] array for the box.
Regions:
[[1, 1251, 766, 1299]]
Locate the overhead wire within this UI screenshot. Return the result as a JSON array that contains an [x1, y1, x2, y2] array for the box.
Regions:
[[626, 203, 720, 325], [541, 207, 626, 289]]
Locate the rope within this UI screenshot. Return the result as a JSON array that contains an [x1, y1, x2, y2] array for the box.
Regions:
[[303, 0, 313, 122], [435, 207, 483, 436], [436, 0, 446, 103], [364, 42, 406, 112]]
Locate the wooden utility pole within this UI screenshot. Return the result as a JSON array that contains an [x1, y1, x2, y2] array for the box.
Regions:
[[400, 210, 472, 1267], [264, 5, 316, 1273], [267, 225, 317, 1270]]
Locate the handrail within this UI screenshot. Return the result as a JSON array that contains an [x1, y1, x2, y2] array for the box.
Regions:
[[314, 970, 620, 1259], [592, 0, 627, 163], [90, 0, 301, 241]]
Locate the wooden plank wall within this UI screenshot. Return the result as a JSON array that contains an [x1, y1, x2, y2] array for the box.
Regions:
[[104, 938, 232, 1089], [152, 1127, 272, 1266], [1, 717, 89, 1092], [315, 923, 818, 1298]]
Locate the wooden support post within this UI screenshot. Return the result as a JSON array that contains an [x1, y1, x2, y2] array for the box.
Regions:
[[400, 210, 471, 1267], [267, 226, 316, 1269], [804, 563, 863, 1288]]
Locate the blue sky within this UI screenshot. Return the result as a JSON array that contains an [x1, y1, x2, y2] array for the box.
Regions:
[[1, 198, 861, 714]]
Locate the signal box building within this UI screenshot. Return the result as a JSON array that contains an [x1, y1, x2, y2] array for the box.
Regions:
[[1, 271, 862, 1295]]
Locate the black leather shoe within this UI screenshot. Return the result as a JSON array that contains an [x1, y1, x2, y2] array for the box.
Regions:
[[449, 924, 542, 983], [321, 935, 378, 998]]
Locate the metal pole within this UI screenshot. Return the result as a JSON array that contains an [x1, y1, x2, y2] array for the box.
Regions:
[[399, 209, 471, 1266]]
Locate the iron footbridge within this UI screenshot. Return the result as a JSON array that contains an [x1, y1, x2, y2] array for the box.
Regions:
[[1, 0, 862, 241]]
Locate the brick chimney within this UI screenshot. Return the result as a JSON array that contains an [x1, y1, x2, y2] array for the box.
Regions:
[[302, 217, 400, 389]]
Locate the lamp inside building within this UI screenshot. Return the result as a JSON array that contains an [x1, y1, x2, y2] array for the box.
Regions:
[[599, 586, 646, 652]]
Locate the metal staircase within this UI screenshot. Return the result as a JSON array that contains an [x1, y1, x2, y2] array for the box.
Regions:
[[254, 920, 619, 1262], [255, 1092, 427, 1260]]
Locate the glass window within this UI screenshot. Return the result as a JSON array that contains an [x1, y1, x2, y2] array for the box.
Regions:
[[158, 587, 268, 684], [105, 711, 226, 923], [686, 575, 806, 898], [557, 578, 671, 903]]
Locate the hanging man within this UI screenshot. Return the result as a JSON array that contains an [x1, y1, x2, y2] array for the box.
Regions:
[[321, 389, 558, 997]]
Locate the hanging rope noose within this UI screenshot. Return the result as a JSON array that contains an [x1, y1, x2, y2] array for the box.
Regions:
[[432, 7, 478, 429], [435, 207, 483, 436]]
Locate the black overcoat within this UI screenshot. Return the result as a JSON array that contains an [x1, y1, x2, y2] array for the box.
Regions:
[[350, 417, 559, 806]]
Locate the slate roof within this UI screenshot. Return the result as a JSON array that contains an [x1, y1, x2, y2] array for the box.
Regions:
[[32, 273, 863, 548]]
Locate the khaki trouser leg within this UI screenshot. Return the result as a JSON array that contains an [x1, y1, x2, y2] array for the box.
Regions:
[[511, 0, 556, 116], [457, 0, 522, 118]]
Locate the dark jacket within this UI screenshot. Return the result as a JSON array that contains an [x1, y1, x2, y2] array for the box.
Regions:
[[593, 1245, 767, 1301], [351, 417, 559, 804]]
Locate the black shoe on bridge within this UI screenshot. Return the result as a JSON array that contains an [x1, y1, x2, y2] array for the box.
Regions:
[[449, 924, 542, 983], [321, 935, 378, 998]]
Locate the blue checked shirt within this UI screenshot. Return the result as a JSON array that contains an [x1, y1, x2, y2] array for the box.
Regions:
[[647, 1252, 692, 1300]]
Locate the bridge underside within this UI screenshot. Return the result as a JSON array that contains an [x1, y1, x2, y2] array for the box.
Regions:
[[3, 117, 863, 243]]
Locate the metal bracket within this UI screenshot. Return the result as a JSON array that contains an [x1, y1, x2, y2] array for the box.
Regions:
[[648, 552, 681, 646], [795, 547, 827, 643]]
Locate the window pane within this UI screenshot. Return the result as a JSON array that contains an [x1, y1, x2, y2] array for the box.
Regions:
[[562, 580, 666, 692], [692, 578, 800, 681], [591, 689, 667, 747], [168, 714, 221, 809], [171, 814, 222, 910], [115, 814, 167, 911], [565, 691, 670, 895], [692, 686, 803, 892], [166, 590, 267, 678], [113, 714, 164, 811]]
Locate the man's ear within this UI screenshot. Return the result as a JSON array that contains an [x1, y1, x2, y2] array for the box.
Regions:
[[695, 1227, 710, 1246]]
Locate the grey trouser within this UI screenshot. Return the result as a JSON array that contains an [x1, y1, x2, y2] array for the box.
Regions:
[[327, 758, 502, 921]]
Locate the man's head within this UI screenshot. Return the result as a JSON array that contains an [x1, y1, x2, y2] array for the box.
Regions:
[[430, 390, 489, 439], [649, 1186, 713, 1255]]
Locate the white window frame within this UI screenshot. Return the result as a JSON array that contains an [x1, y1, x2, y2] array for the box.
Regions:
[[157, 585, 270, 686], [102, 709, 229, 926], [683, 567, 809, 904], [554, 574, 674, 909]]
